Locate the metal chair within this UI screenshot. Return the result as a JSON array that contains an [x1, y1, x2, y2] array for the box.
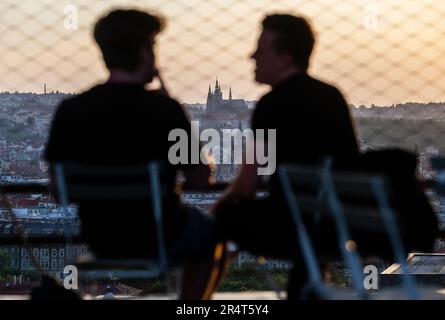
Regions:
[[52, 161, 174, 297], [278, 160, 419, 299]]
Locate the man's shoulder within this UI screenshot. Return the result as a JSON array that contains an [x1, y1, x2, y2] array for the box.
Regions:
[[305, 75, 343, 96], [260, 74, 342, 101], [53, 95, 79, 117], [55, 85, 103, 110], [57, 85, 182, 111], [145, 91, 182, 109], [253, 75, 347, 118]]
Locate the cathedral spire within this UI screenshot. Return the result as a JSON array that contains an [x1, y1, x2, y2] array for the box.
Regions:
[[208, 84, 212, 95], [214, 77, 222, 98], [229, 86, 232, 100]]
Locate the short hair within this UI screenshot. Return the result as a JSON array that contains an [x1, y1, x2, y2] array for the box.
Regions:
[[262, 14, 315, 70], [94, 9, 164, 71]]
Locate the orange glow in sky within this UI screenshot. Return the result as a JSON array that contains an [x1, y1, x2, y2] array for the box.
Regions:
[[1, 0, 445, 105]]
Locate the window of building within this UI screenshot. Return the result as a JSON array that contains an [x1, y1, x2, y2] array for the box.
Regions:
[[41, 260, 49, 270], [67, 247, 75, 257]]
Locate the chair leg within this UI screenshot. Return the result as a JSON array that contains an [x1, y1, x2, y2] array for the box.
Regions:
[[202, 242, 230, 300], [287, 264, 307, 300], [174, 268, 183, 298]]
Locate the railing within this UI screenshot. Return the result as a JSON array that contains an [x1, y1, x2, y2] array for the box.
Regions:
[[0, 181, 231, 245], [1, 178, 443, 240]]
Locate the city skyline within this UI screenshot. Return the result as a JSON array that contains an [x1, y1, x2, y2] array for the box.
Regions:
[[4, 85, 445, 107]]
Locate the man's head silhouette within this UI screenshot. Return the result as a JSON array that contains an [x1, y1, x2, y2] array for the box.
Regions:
[[94, 9, 164, 84], [251, 14, 315, 87]]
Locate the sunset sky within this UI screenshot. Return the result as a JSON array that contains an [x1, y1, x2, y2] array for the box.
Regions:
[[1, 0, 445, 105]]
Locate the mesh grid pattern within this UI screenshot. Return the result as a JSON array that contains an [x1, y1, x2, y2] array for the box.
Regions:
[[1, 0, 445, 161], [2, 0, 445, 287]]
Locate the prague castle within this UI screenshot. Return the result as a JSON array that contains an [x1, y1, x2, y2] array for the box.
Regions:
[[206, 78, 248, 114]]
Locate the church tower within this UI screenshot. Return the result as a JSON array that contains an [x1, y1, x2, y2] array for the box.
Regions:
[[206, 77, 223, 113], [207, 84, 212, 100], [213, 77, 223, 103], [206, 83, 214, 112], [206, 77, 245, 113]]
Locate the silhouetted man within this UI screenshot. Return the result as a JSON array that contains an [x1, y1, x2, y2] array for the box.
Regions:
[[214, 14, 360, 298], [45, 9, 219, 299]]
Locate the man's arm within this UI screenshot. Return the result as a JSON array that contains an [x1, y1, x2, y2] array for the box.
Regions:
[[182, 163, 213, 191], [212, 138, 263, 212], [225, 163, 261, 198], [211, 163, 261, 215]]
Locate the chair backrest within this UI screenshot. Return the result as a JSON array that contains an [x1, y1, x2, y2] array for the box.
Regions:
[[278, 161, 419, 299], [280, 165, 390, 232], [430, 155, 445, 237], [51, 162, 170, 282], [53, 163, 162, 202]]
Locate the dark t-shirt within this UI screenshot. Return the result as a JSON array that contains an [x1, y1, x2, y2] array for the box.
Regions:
[[44, 83, 191, 258], [251, 73, 360, 196]]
